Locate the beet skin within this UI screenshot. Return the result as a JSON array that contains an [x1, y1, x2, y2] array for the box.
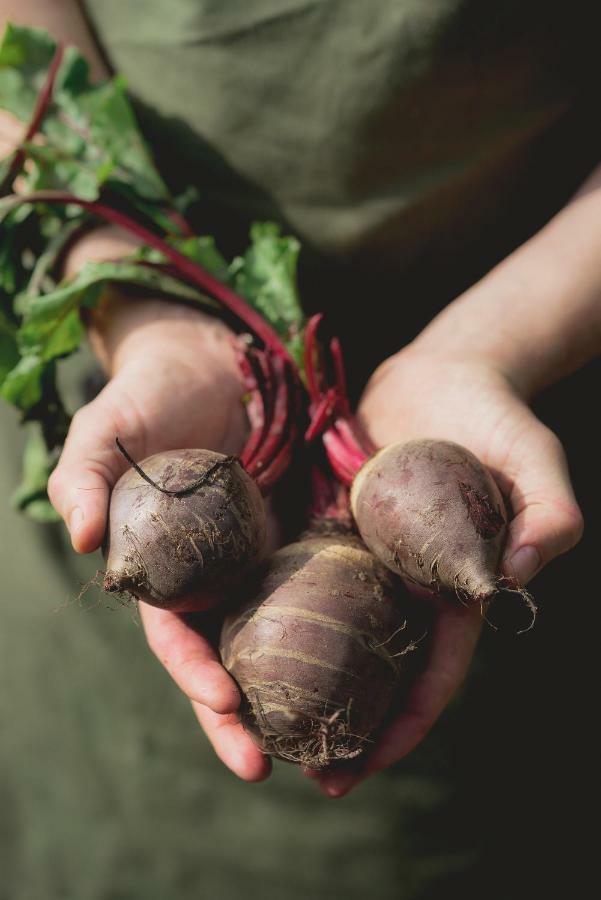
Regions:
[[351, 439, 508, 603], [103, 449, 266, 610], [220, 524, 415, 769]]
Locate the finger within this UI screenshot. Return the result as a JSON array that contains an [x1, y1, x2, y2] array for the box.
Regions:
[[140, 603, 240, 715], [48, 384, 143, 553], [501, 425, 584, 585], [192, 702, 272, 782], [317, 600, 482, 798]]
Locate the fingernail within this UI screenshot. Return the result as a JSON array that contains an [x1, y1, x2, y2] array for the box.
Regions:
[[507, 545, 540, 585], [69, 507, 84, 535]]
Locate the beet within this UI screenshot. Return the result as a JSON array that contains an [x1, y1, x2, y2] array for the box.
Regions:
[[220, 524, 415, 769], [103, 448, 267, 610], [350, 439, 509, 603]]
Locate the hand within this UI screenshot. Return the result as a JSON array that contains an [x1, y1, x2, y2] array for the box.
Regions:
[[48, 295, 273, 782], [316, 345, 583, 797]]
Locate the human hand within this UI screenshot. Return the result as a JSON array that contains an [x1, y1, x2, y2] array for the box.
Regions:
[[48, 293, 273, 782], [316, 344, 583, 796]]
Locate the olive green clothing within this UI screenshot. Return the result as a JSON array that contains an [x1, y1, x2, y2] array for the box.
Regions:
[[0, 359, 597, 900], [81, 0, 601, 380], [2, 2, 600, 897]]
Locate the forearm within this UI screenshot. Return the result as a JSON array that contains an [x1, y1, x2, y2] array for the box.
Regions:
[[412, 161, 601, 397], [63, 226, 234, 379]]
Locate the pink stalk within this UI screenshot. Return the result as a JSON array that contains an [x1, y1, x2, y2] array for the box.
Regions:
[[334, 417, 373, 460], [236, 346, 266, 469], [302, 314, 372, 484], [254, 432, 296, 492], [246, 355, 290, 478], [304, 388, 339, 443], [7, 190, 294, 364], [329, 337, 351, 417], [303, 313, 324, 403], [233, 342, 299, 494], [0, 44, 65, 194]]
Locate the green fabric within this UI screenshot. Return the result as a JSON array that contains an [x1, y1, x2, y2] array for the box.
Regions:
[[80, 0, 601, 381], [1, 362, 597, 900], [80, 0, 598, 256], [0, 355, 474, 900], [1, 5, 599, 897]]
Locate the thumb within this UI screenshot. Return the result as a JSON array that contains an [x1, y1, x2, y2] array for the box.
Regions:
[[501, 421, 584, 585], [47, 388, 142, 554]]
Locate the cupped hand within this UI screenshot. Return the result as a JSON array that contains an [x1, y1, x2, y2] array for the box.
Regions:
[[316, 345, 583, 797], [48, 297, 273, 782]]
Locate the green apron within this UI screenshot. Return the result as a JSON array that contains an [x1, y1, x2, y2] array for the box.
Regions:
[[82, 0, 601, 382], [1, 2, 599, 897]]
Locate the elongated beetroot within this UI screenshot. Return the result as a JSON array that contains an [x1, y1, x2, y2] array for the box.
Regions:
[[220, 524, 415, 769], [104, 448, 266, 610], [350, 439, 508, 602]]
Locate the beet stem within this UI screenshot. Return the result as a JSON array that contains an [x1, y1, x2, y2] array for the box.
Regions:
[[303, 313, 325, 403], [0, 43, 65, 195], [6, 190, 294, 364]]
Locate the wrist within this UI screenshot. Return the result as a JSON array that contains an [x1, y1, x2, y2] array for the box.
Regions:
[[62, 225, 233, 377], [103, 297, 237, 378], [407, 276, 551, 400]]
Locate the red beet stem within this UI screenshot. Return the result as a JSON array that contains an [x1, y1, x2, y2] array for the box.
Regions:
[[329, 337, 351, 417], [246, 355, 290, 478], [6, 190, 293, 363], [0, 44, 65, 195], [254, 428, 296, 492], [304, 388, 340, 443], [166, 208, 195, 238], [334, 417, 372, 460], [303, 313, 325, 403], [301, 316, 370, 484], [236, 346, 266, 469], [322, 430, 360, 485], [233, 342, 299, 494]]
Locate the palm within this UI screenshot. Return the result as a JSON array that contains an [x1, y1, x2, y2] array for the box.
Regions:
[[49, 344, 274, 783], [315, 349, 580, 797]]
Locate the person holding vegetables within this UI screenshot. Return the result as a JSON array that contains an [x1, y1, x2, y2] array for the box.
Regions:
[[0, 1, 598, 897]]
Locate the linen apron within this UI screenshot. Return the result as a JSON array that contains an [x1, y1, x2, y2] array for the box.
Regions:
[[1, 2, 598, 897]]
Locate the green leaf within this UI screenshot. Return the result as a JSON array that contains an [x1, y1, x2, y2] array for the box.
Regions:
[[0, 23, 56, 120], [0, 25, 168, 205], [17, 258, 218, 365], [0, 353, 46, 408], [230, 222, 305, 343], [0, 307, 19, 383], [11, 423, 60, 522]]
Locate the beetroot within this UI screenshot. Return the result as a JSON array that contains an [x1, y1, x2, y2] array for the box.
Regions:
[[220, 524, 415, 769], [103, 448, 266, 610], [350, 439, 509, 603]]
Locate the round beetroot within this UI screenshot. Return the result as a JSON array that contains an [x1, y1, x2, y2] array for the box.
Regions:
[[103, 448, 266, 610], [220, 524, 415, 769]]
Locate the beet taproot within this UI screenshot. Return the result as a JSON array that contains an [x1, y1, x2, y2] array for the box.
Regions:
[[220, 524, 415, 769], [103, 448, 267, 610], [350, 439, 510, 603]]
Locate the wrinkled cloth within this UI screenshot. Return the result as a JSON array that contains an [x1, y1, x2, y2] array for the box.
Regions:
[[81, 0, 601, 380], [1, 1, 600, 896], [1, 356, 597, 900]]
